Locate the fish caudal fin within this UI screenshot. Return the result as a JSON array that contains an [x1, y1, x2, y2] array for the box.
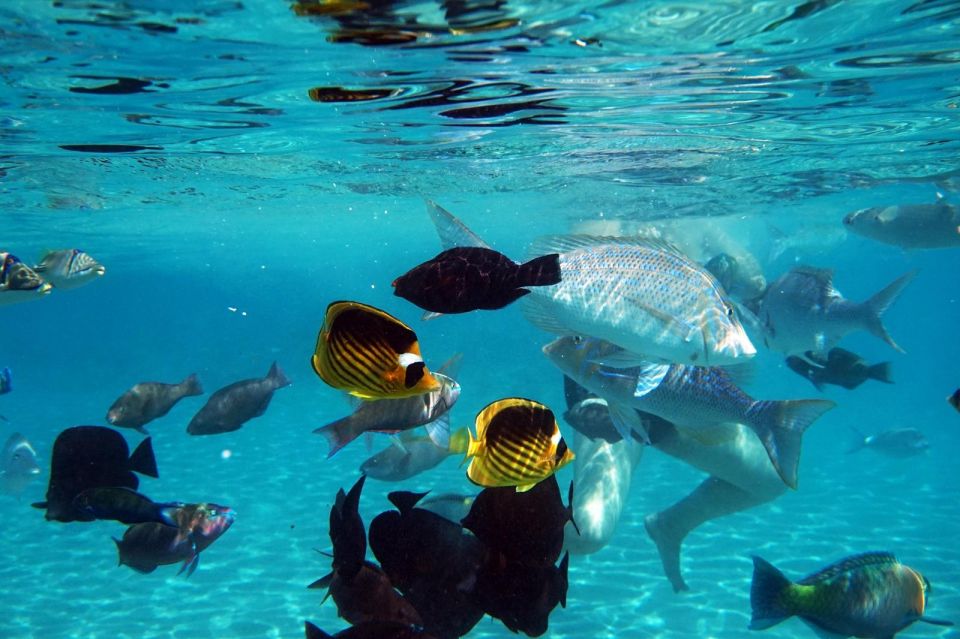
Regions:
[[447, 427, 471, 455], [861, 270, 917, 353], [747, 399, 835, 489], [424, 414, 451, 449], [129, 437, 159, 478], [313, 417, 361, 458], [268, 361, 292, 388], [517, 253, 561, 288], [182, 373, 204, 396], [749, 556, 794, 630], [868, 361, 894, 384]]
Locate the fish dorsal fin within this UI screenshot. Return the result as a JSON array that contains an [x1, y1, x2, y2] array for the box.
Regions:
[[792, 266, 838, 297], [797, 552, 898, 585], [388, 490, 429, 514], [436, 353, 464, 378], [425, 199, 491, 250], [527, 234, 687, 259]]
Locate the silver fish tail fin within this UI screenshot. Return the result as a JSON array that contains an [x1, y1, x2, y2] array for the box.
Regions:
[[844, 424, 868, 454], [749, 556, 795, 630], [867, 361, 893, 384], [516, 253, 561, 288], [313, 416, 361, 458], [746, 399, 835, 489], [182, 373, 204, 396], [861, 270, 917, 353], [267, 361, 292, 389], [425, 199, 491, 250]]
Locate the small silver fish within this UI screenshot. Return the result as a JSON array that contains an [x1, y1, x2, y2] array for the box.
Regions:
[[33, 249, 105, 290], [844, 199, 960, 249], [359, 426, 469, 481], [757, 266, 915, 356], [1, 432, 41, 497], [0, 253, 52, 306]]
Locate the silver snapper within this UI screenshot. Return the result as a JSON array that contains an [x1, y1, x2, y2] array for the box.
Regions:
[[844, 199, 960, 249], [359, 426, 469, 481], [542, 336, 834, 489], [1, 432, 42, 497], [523, 236, 756, 366], [314, 372, 460, 457], [757, 266, 916, 356], [34, 248, 105, 289], [0, 253, 52, 306]]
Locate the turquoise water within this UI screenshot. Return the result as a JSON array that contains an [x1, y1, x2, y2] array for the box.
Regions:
[[1, 0, 959, 637]]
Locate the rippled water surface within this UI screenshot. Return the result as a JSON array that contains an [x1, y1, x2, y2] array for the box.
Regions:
[[1, 1, 959, 638]]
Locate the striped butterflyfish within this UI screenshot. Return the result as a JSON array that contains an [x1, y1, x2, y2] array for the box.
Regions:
[[311, 301, 441, 400], [465, 398, 575, 492]]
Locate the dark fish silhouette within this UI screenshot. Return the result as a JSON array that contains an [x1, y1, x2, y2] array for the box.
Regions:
[[305, 621, 438, 639], [846, 427, 929, 458], [32, 426, 158, 522], [369, 491, 486, 639], [0, 367, 11, 394], [415, 493, 476, 526], [107, 373, 204, 434], [949, 389, 960, 413], [72, 486, 180, 526], [1, 432, 41, 496], [187, 362, 290, 435], [114, 502, 235, 576], [786, 348, 892, 391], [392, 247, 561, 315], [473, 552, 569, 637], [461, 475, 577, 567]]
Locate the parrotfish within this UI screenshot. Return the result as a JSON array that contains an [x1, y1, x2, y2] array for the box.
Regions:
[[750, 552, 953, 638], [107, 373, 204, 434], [786, 348, 892, 391], [360, 427, 470, 481], [33, 248, 105, 289], [187, 362, 289, 435], [846, 427, 929, 458]]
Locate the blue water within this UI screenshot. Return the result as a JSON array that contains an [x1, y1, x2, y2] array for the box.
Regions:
[[1, 0, 959, 637]]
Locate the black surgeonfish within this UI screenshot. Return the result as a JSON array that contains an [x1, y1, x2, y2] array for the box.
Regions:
[[187, 362, 290, 435], [392, 246, 561, 315], [369, 491, 485, 639], [785, 347, 892, 391], [461, 475, 577, 567], [329, 475, 367, 581], [305, 620, 438, 639], [32, 425, 158, 522], [474, 552, 569, 637]]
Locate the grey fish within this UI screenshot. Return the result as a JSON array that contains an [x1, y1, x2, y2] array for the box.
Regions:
[[704, 252, 767, 304], [757, 266, 915, 356], [33, 248, 106, 289], [107, 373, 204, 434], [1, 432, 41, 497], [0, 252, 52, 306], [314, 372, 460, 457], [416, 493, 476, 525], [425, 200, 755, 366], [844, 199, 960, 249], [360, 427, 469, 481], [543, 336, 835, 489], [186, 362, 290, 435], [847, 427, 929, 458]]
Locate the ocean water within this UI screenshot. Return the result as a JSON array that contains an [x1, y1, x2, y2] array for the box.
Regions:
[[1, 1, 959, 638]]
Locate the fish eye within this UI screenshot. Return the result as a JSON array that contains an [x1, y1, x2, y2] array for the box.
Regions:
[[725, 303, 735, 318], [572, 335, 583, 345]]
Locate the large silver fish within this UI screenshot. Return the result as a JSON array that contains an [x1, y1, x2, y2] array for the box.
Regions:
[[33, 248, 106, 289], [844, 199, 960, 249], [0, 253, 52, 306], [542, 336, 834, 489], [314, 372, 460, 457], [757, 266, 916, 356], [1, 432, 42, 497], [424, 201, 755, 366]]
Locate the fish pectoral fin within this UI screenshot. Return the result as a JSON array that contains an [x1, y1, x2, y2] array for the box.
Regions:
[[606, 401, 651, 444], [387, 434, 409, 454], [515, 482, 537, 493], [520, 294, 573, 335], [633, 362, 670, 397], [424, 414, 451, 449], [421, 311, 444, 321]]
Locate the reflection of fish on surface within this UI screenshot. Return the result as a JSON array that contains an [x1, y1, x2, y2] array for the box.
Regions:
[[544, 336, 834, 490], [465, 397, 575, 492], [32, 425, 159, 522], [0, 432, 41, 497], [316, 373, 460, 457], [750, 553, 954, 637], [312, 301, 440, 400], [846, 427, 929, 458], [786, 347, 892, 391], [844, 197, 960, 249], [757, 266, 916, 356], [114, 502, 235, 576], [33, 248, 105, 290], [187, 362, 290, 435], [0, 252, 52, 306], [107, 373, 204, 434], [360, 426, 469, 481], [424, 200, 756, 366]]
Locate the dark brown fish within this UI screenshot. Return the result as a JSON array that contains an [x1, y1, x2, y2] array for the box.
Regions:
[[309, 561, 423, 628], [392, 247, 560, 315], [107, 373, 204, 434], [474, 552, 569, 637], [187, 362, 289, 435], [786, 348, 892, 391]]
